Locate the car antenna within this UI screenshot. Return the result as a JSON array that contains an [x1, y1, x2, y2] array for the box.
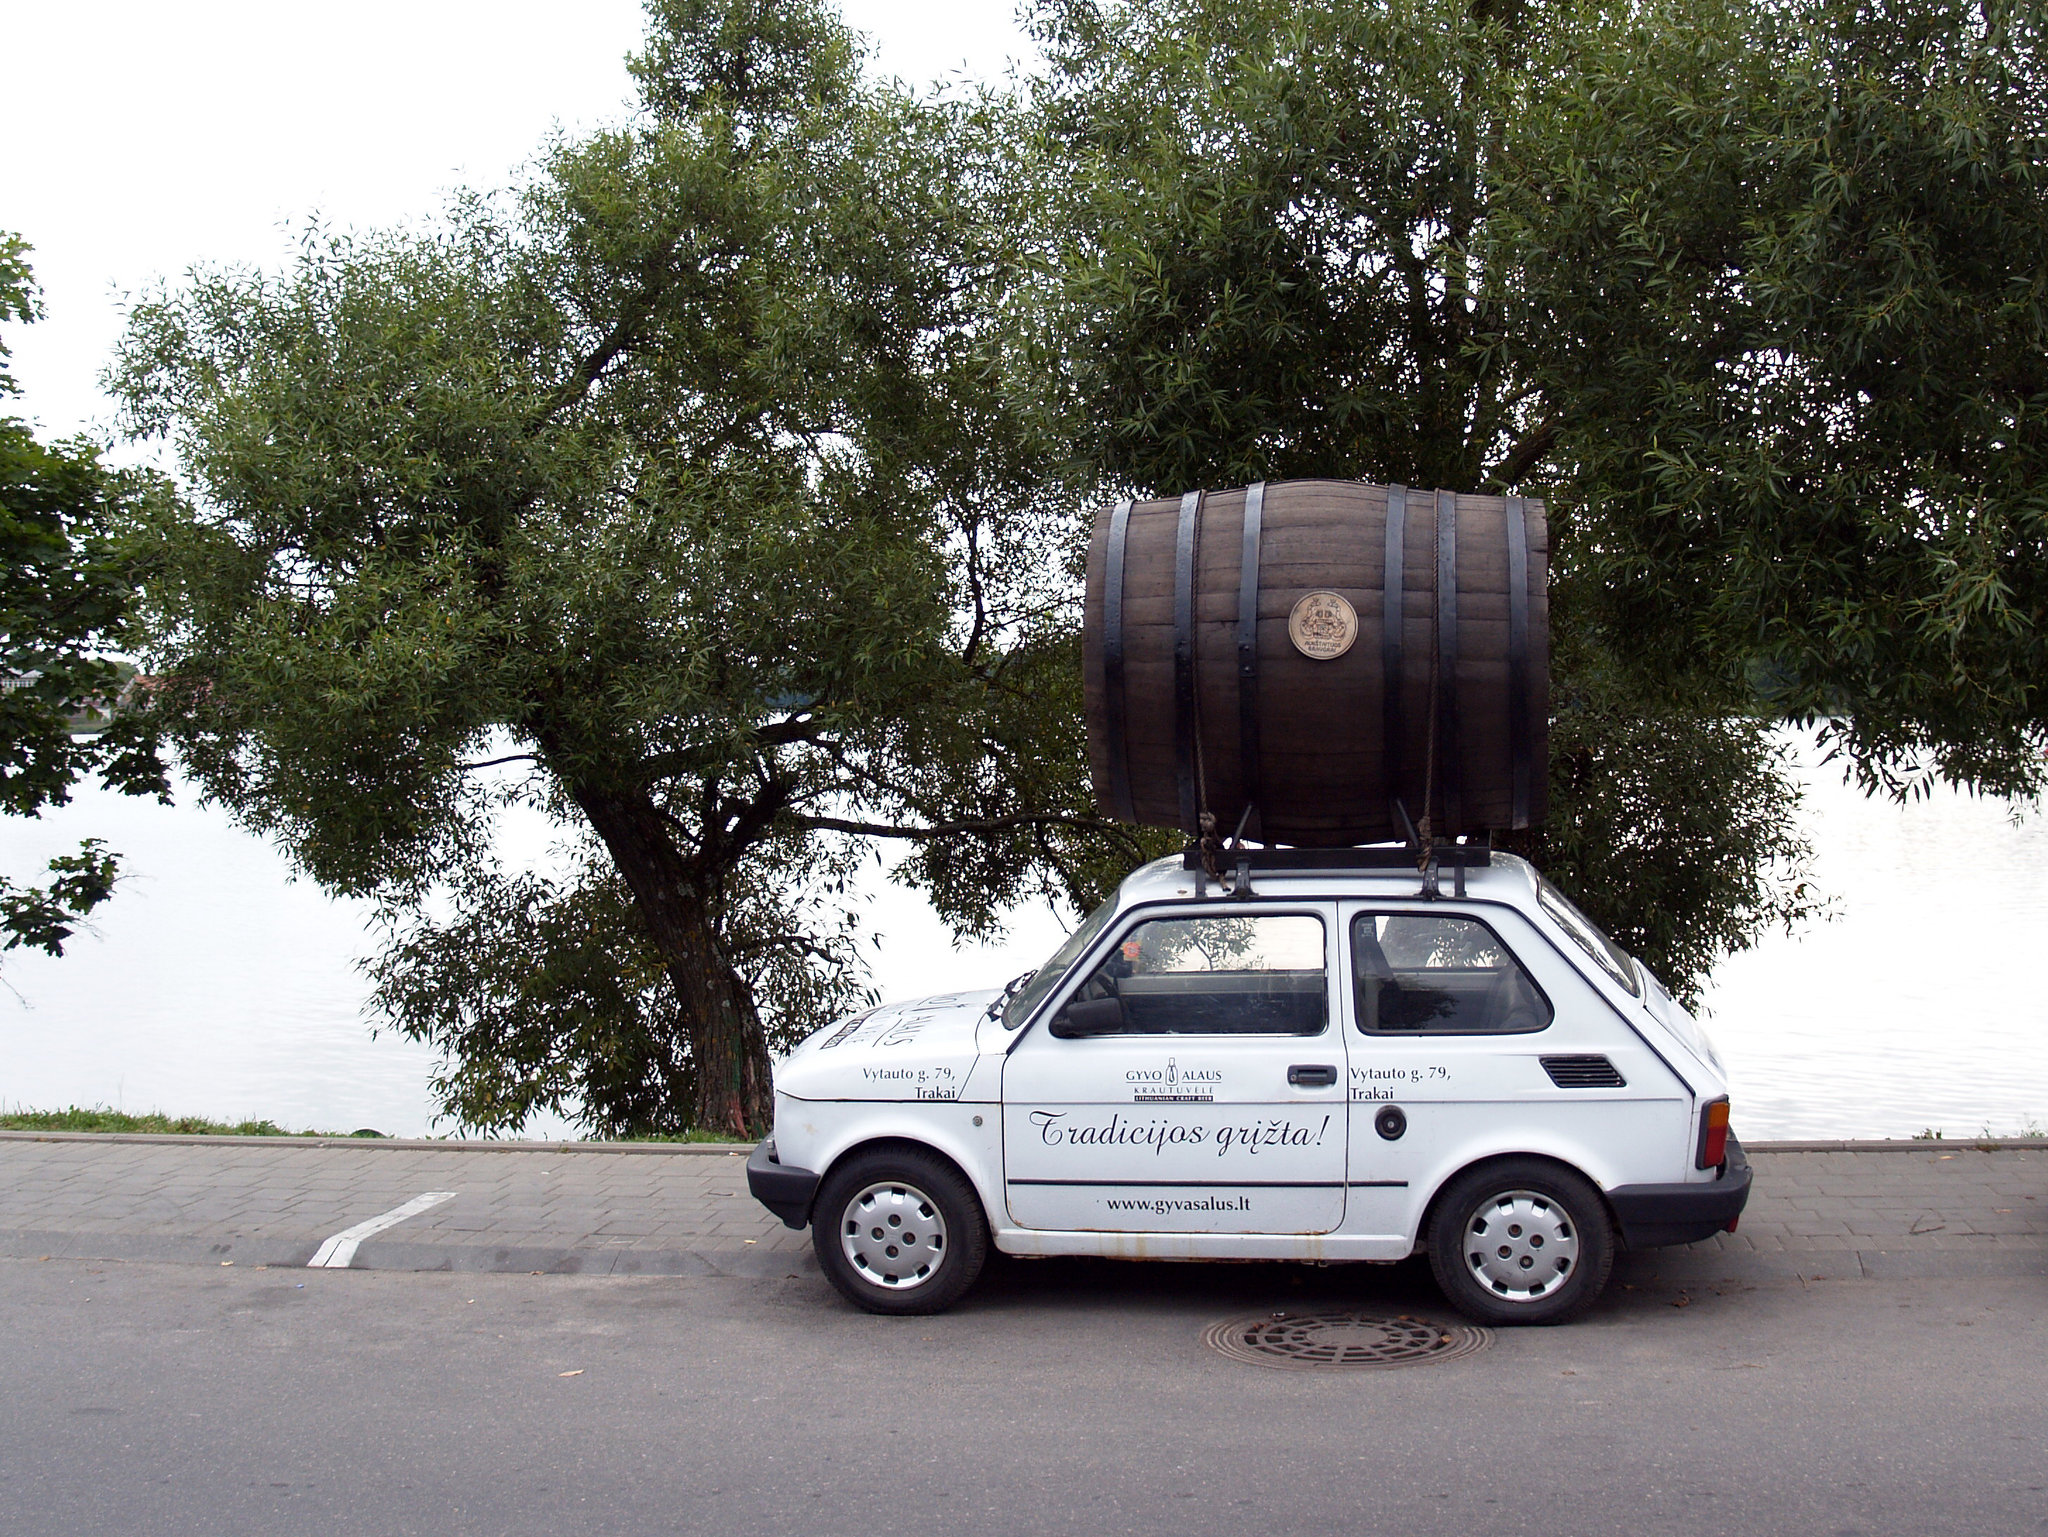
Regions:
[[1392, 797, 1438, 900]]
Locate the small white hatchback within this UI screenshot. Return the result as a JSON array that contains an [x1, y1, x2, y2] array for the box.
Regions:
[[750, 849, 1749, 1324]]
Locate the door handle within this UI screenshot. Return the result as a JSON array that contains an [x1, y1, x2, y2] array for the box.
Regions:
[[1287, 1063, 1338, 1088]]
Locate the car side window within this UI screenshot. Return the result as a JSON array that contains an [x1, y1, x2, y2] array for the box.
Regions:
[[1052, 913, 1327, 1037], [1352, 913, 1552, 1035]]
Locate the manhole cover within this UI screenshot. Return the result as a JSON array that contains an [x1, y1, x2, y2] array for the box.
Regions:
[[1201, 1310, 1493, 1370]]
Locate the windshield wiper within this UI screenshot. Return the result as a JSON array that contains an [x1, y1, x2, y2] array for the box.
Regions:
[[985, 970, 1035, 1021]]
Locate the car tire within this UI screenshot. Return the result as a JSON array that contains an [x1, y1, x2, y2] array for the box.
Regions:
[[812, 1148, 990, 1316], [1426, 1158, 1615, 1326]]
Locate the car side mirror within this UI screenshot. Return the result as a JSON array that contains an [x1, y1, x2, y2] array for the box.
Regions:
[[1051, 997, 1125, 1038]]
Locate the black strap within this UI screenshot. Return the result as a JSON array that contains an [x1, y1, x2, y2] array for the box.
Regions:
[[1173, 489, 1203, 835], [1102, 499, 1136, 823], [1435, 489, 1462, 837], [1382, 485, 1407, 822], [1505, 495, 1532, 829], [1235, 483, 1265, 823]]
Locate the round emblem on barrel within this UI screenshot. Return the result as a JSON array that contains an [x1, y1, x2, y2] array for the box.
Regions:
[[1287, 591, 1358, 660]]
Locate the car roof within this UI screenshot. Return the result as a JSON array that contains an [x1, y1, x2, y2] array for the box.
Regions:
[[1114, 849, 1543, 912]]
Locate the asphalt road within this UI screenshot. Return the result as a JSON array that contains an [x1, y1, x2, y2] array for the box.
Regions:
[[4, 1250, 2043, 1537]]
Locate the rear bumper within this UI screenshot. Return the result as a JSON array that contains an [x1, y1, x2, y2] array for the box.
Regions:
[[747, 1139, 820, 1230], [1607, 1136, 1753, 1248]]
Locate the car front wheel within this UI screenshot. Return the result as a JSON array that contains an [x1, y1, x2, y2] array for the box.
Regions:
[[812, 1148, 990, 1316], [1426, 1158, 1615, 1326]]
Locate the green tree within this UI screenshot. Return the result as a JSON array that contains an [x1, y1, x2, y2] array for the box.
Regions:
[[1017, 0, 2044, 993], [112, 0, 1140, 1137], [1500, 0, 2048, 798], [0, 234, 165, 962]]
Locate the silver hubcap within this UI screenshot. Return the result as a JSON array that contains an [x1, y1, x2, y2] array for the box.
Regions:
[[839, 1181, 948, 1292], [1463, 1188, 1579, 1302]]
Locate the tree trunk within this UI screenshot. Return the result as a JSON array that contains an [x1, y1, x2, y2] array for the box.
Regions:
[[567, 781, 775, 1139]]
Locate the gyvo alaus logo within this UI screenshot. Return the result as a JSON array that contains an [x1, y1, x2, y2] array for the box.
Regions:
[[1127, 1057, 1221, 1103]]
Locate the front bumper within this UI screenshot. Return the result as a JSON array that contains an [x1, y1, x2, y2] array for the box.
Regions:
[[747, 1139, 821, 1230], [1607, 1136, 1753, 1248]]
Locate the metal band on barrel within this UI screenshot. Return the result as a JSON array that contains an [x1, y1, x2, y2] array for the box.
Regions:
[[1506, 495, 1531, 829], [1382, 485, 1407, 824], [1103, 499, 1135, 823], [1435, 489, 1462, 837], [1173, 489, 1203, 835], [1235, 483, 1265, 826]]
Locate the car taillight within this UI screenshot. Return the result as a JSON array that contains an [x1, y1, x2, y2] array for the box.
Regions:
[[1696, 1097, 1731, 1170]]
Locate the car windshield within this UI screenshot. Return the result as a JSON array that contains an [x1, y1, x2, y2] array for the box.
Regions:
[[1535, 876, 1640, 997], [1001, 895, 1119, 1029]]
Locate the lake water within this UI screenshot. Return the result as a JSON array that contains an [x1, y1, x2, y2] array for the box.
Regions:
[[2, 740, 2042, 1141]]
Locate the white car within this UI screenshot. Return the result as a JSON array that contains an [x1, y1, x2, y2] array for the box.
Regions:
[[749, 849, 1748, 1324]]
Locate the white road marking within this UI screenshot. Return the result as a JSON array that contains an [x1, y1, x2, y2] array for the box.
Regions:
[[307, 1191, 457, 1268]]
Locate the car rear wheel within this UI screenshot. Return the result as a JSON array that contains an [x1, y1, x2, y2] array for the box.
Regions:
[[813, 1148, 989, 1316], [1427, 1158, 1615, 1326]]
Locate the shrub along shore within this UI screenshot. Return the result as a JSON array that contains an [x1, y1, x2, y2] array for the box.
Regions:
[[1, 1107, 382, 1137], [0, 1107, 740, 1142]]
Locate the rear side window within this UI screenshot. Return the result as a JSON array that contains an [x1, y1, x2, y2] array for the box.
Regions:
[[1053, 913, 1327, 1037], [1351, 913, 1552, 1035], [1535, 877, 1640, 996]]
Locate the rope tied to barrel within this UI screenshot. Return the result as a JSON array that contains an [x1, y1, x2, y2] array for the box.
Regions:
[[1197, 810, 1225, 886]]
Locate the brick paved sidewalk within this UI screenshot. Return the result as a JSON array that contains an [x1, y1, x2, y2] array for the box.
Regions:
[[1, 1131, 2041, 1281], [0, 1134, 803, 1276], [1658, 1140, 2047, 1284]]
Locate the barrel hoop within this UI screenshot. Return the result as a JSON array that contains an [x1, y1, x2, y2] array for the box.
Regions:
[[1382, 485, 1407, 822], [1236, 482, 1265, 823], [1435, 489, 1462, 837], [1173, 489, 1203, 835], [1505, 495, 1532, 829], [1103, 498, 1136, 823]]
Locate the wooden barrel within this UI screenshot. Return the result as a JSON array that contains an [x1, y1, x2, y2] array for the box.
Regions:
[[1082, 479, 1548, 847]]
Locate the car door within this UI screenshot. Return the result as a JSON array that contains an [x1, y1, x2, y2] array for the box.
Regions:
[[1001, 904, 1348, 1234], [1340, 900, 1674, 1239]]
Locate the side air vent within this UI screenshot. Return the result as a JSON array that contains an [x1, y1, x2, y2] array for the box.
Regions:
[[1541, 1054, 1627, 1089]]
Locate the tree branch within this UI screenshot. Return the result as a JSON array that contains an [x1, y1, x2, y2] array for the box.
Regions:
[[727, 931, 852, 963], [534, 232, 706, 424], [720, 779, 795, 859], [635, 716, 831, 785], [753, 715, 830, 749], [960, 522, 990, 670], [1489, 417, 1559, 490], [788, 810, 1120, 842]]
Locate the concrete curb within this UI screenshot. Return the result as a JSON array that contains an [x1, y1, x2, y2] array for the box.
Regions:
[[347, 1239, 818, 1278], [1614, 1244, 2048, 1284], [0, 1227, 819, 1278], [2, 1229, 318, 1268], [0, 1130, 755, 1155]]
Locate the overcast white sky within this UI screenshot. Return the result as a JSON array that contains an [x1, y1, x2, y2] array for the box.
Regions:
[[6, 0, 1035, 442]]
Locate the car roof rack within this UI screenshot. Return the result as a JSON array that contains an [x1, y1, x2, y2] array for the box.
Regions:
[[1178, 843, 1492, 874], [1181, 801, 1491, 902]]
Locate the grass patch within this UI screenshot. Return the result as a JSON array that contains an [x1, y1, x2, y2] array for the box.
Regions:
[[0, 1106, 383, 1137], [1914, 1119, 2047, 1141]]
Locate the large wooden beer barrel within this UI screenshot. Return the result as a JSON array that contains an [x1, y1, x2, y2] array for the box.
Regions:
[[1082, 479, 1547, 847]]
